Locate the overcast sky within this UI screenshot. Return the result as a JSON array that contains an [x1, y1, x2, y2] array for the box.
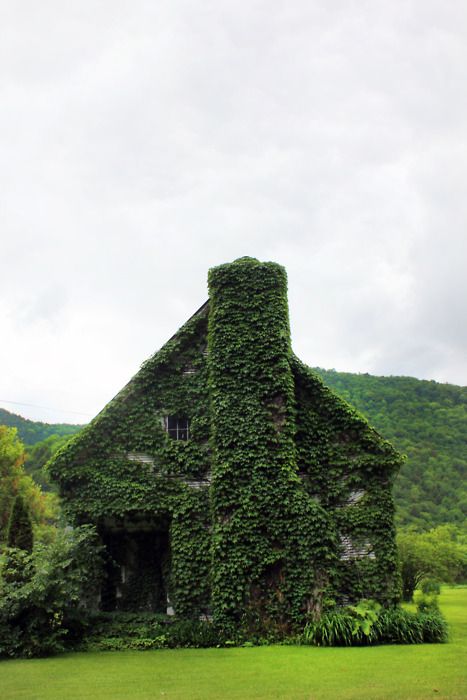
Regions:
[[1, 1, 466, 424]]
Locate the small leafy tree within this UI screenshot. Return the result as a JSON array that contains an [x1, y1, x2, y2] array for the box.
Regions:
[[0, 426, 56, 547], [7, 495, 34, 553]]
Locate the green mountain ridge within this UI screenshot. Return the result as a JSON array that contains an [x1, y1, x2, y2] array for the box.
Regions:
[[313, 369, 467, 530], [0, 407, 82, 445], [1, 369, 466, 531]]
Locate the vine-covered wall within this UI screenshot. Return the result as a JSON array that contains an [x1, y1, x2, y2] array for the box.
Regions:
[[293, 357, 401, 606], [49, 306, 213, 617], [49, 257, 402, 631]]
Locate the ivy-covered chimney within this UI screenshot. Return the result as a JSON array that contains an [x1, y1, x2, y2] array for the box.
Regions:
[[207, 257, 324, 632], [208, 256, 296, 473]]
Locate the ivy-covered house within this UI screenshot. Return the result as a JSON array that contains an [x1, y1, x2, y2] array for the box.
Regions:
[[49, 257, 402, 633]]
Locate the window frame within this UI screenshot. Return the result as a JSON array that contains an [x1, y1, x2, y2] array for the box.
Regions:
[[165, 416, 190, 441]]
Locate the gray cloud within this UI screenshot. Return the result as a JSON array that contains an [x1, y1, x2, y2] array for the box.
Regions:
[[1, 1, 466, 422]]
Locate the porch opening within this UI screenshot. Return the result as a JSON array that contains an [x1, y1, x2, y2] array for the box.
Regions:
[[100, 515, 171, 613]]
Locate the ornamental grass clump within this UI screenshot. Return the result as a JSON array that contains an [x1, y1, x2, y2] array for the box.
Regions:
[[301, 599, 448, 647], [302, 610, 357, 646]]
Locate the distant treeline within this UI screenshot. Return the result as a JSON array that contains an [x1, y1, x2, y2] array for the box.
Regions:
[[0, 408, 82, 444], [314, 369, 467, 531]]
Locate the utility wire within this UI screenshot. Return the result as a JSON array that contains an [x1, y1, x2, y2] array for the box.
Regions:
[[0, 398, 91, 418]]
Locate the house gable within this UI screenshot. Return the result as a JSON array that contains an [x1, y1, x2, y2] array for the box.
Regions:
[[49, 302, 212, 520], [293, 356, 402, 603]]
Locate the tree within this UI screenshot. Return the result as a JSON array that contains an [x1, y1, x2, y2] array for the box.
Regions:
[[7, 495, 33, 553], [0, 426, 58, 547], [397, 526, 467, 601], [0, 426, 26, 540]]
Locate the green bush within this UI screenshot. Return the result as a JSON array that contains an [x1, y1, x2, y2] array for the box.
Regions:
[[415, 591, 440, 613], [0, 525, 103, 658], [80, 613, 222, 651], [421, 579, 441, 595], [85, 611, 168, 638], [166, 619, 221, 648]]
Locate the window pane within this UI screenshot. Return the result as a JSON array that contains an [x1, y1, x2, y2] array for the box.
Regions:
[[167, 416, 177, 431]]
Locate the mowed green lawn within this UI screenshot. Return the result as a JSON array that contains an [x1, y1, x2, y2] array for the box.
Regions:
[[2, 588, 466, 700]]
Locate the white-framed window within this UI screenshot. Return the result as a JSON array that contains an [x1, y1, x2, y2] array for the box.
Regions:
[[165, 416, 190, 441]]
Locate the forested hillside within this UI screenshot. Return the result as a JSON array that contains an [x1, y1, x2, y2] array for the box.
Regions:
[[0, 408, 82, 445], [314, 369, 467, 530]]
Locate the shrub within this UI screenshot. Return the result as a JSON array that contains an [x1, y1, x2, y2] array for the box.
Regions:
[[166, 619, 221, 648], [0, 525, 103, 658], [416, 591, 440, 613], [79, 613, 223, 651], [421, 579, 441, 595]]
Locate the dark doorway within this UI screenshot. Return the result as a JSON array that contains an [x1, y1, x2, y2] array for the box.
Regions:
[[100, 519, 170, 613]]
